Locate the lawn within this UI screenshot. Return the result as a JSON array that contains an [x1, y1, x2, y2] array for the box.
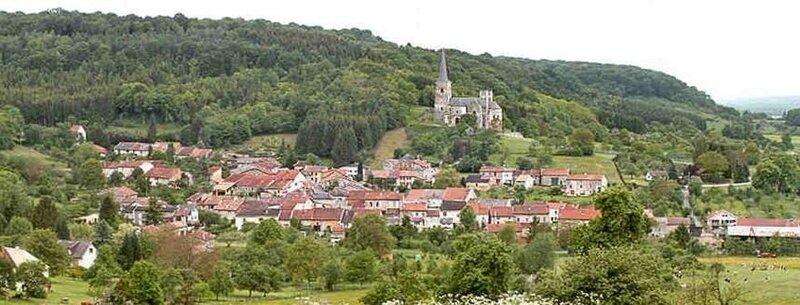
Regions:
[[230, 133, 298, 155], [8, 277, 91, 305], [696, 256, 800, 305], [371, 128, 410, 168], [764, 134, 800, 151], [0, 146, 69, 171]]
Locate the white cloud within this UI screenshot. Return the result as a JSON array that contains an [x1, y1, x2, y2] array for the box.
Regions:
[[3, 0, 798, 100]]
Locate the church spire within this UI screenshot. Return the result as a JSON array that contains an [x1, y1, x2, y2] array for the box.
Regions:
[[438, 49, 448, 81]]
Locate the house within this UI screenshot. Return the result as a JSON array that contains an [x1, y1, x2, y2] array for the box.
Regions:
[[645, 170, 668, 181], [103, 160, 156, 178], [726, 218, 800, 238], [513, 174, 536, 189], [362, 191, 403, 210], [145, 166, 189, 186], [512, 204, 549, 224], [489, 206, 514, 224], [292, 208, 350, 234], [208, 166, 223, 185], [234, 199, 280, 230], [113, 142, 152, 157], [564, 174, 608, 196], [486, 222, 529, 240], [403, 189, 445, 208], [171, 205, 200, 226], [400, 203, 429, 227], [339, 163, 369, 180], [58, 240, 97, 269], [69, 124, 87, 143], [557, 206, 601, 225], [176, 146, 214, 159], [465, 174, 493, 191], [651, 217, 691, 238], [539, 169, 570, 186], [76, 213, 100, 225], [300, 166, 329, 184], [93, 144, 109, 157], [467, 202, 491, 227], [440, 201, 466, 228], [2, 246, 48, 277], [443, 187, 476, 204], [151, 142, 181, 153], [106, 186, 139, 202], [479, 166, 515, 185], [383, 158, 438, 183], [706, 210, 737, 231]]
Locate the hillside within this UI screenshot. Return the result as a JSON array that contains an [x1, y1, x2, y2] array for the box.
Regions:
[[0, 9, 734, 164]]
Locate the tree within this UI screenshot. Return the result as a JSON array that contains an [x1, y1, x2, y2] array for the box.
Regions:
[[517, 232, 556, 274], [0, 106, 23, 150], [55, 216, 71, 240], [118, 232, 146, 270], [23, 229, 72, 276], [517, 157, 534, 170], [99, 194, 120, 228], [536, 246, 674, 305], [343, 214, 394, 256], [108, 171, 125, 186], [320, 259, 343, 291], [568, 128, 595, 155], [0, 169, 30, 223], [332, 127, 358, 166], [248, 219, 285, 245], [16, 261, 48, 299], [782, 133, 794, 150], [85, 245, 123, 295], [0, 259, 15, 298], [785, 108, 800, 126], [94, 220, 114, 246], [69, 222, 95, 241], [571, 186, 651, 252], [389, 216, 418, 243], [232, 245, 282, 297], [77, 159, 106, 189], [5, 216, 33, 245], [752, 154, 800, 194], [144, 198, 163, 225], [129, 260, 164, 305], [344, 250, 379, 286], [286, 237, 327, 287], [31, 195, 59, 230], [208, 266, 234, 301], [448, 234, 516, 297], [677, 263, 748, 305], [433, 167, 462, 188], [696, 151, 729, 178], [497, 223, 517, 245]]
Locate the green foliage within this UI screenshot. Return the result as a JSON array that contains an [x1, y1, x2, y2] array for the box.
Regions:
[[30, 195, 59, 230], [77, 159, 106, 189], [144, 198, 163, 225], [536, 246, 675, 305], [696, 151, 729, 178], [343, 214, 395, 256], [23, 229, 72, 276], [129, 260, 165, 305], [99, 194, 120, 228], [117, 232, 147, 271], [0, 106, 24, 150], [4, 216, 33, 246], [517, 232, 557, 275], [208, 266, 234, 301], [320, 259, 344, 291], [248, 218, 285, 245], [567, 127, 595, 156], [286, 237, 328, 285], [571, 186, 651, 253], [785, 108, 800, 126], [752, 153, 800, 194], [344, 250, 379, 286], [94, 220, 114, 247], [85, 245, 123, 294], [0, 259, 15, 297], [232, 244, 283, 297], [17, 261, 49, 299], [497, 223, 518, 245], [0, 169, 30, 222], [449, 233, 516, 298]]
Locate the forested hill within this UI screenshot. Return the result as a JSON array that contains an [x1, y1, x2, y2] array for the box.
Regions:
[[0, 9, 735, 160]]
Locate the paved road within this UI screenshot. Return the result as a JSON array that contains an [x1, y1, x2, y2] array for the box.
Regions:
[[701, 181, 752, 188]]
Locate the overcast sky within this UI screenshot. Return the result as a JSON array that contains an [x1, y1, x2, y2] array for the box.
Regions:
[[3, 0, 799, 101]]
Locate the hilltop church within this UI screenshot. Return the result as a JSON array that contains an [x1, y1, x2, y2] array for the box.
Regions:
[[433, 49, 503, 130]]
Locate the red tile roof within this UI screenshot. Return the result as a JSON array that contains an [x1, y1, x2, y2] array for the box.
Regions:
[[490, 206, 514, 218], [443, 187, 469, 202], [513, 204, 549, 215], [362, 191, 402, 201], [401, 203, 428, 212], [737, 218, 799, 227], [293, 208, 344, 221], [559, 207, 601, 221], [467, 203, 490, 215], [144, 167, 183, 180]]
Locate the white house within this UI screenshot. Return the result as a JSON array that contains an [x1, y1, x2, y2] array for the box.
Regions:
[[69, 125, 87, 143], [2, 246, 49, 290], [564, 174, 608, 196], [707, 210, 737, 229], [59, 240, 97, 269], [103, 160, 155, 178], [479, 166, 515, 185], [113, 142, 152, 157]]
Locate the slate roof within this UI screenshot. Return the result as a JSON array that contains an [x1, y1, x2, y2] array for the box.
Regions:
[[58, 240, 93, 259], [113, 142, 151, 151]]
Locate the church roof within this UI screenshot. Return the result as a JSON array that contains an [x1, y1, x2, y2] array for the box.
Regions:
[[448, 97, 480, 108], [438, 49, 448, 81]]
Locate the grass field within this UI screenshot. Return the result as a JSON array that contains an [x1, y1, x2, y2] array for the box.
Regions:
[[696, 256, 800, 305], [0, 146, 68, 170], [371, 128, 409, 168], [764, 134, 800, 152], [7, 277, 367, 305], [230, 133, 298, 154], [489, 135, 622, 183]]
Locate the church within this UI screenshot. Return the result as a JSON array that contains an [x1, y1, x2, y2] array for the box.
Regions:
[[433, 49, 503, 130]]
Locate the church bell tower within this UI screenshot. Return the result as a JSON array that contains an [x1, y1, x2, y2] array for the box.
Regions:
[[434, 49, 452, 113]]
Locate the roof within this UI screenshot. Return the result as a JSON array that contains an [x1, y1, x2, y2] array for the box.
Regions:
[[707, 209, 736, 219], [479, 166, 514, 173], [93, 144, 108, 154], [440, 201, 466, 211], [540, 168, 570, 176], [362, 191, 402, 201], [467, 203, 490, 215], [302, 165, 329, 173], [477, 198, 513, 207], [405, 189, 444, 202], [192, 229, 215, 242], [59, 240, 93, 259], [737, 218, 799, 227], [2, 247, 40, 268], [107, 186, 138, 198], [103, 160, 153, 169], [443, 187, 469, 202], [663, 217, 691, 226], [236, 200, 280, 217], [513, 204, 549, 215], [560, 207, 601, 221], [465, 174, 490, 183], [144, 167, 183, 180], [727, 225, 800, 238], [293, 208, 345, 221], [69, 124, 83, 133], [438, 49, 448, 81], [113, 142, 151, 151], [567, 174, 606, 181], [401, 203, 428, 212], [490, 206, 514, 218]]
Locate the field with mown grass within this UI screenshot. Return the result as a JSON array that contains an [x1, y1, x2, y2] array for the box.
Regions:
[[0, 145, 68, 170], [764, 134, 800, 152], [6, 277, 367, 305], [696, 256, 800, 305], [371, 128, 410, 169], [230, 133, 298, 155]]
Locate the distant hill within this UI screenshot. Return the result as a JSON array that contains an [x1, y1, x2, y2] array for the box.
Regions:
[[720, 96, 800, 117], [0, 9, 735, 159]]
